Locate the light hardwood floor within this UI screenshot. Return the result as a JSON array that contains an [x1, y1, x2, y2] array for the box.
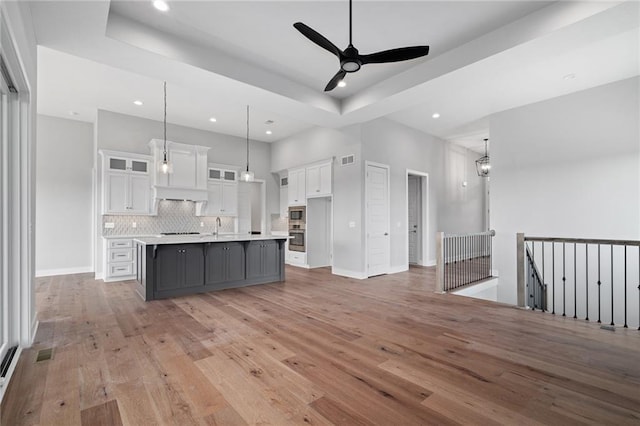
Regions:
[[2, 266, 639, 425]]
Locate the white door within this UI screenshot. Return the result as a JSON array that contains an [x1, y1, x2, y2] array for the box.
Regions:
[[408, 176, 421, 264], [366, 163, 390, 277], [0, 76, 8, 363]]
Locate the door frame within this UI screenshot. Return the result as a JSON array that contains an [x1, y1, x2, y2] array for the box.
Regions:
[[406, 169, 429, 267], [364, 161, 390, 277]]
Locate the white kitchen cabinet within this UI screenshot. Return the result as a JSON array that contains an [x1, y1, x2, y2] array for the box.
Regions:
[[103, 237, 137, 282], [100, 150, 152, 215], [197, 181, 238, 216], [208, 168, 237, 181], [306, 161, 332, 198], [279, 174, 288, 218], [288, 168, 306, 206]]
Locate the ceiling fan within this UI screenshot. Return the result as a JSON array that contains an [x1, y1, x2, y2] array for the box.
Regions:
[[294, 0, 430, 92]]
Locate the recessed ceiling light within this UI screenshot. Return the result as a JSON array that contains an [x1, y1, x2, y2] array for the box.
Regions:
[[153, 0, 170, 12], [432, 113, 440, 119], [133, 100, 143, 106], [266, 130, 273, 135], [337, 80, 347, 88], [209, 117, 217, 122], [563, 73, 576, 80]]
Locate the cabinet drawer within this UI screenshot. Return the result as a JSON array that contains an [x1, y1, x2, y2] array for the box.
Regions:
[[109, 263, 134, 277], [288, 251, 306, 264], [109, 239, 133, 249], [109, 248, 133, 263]]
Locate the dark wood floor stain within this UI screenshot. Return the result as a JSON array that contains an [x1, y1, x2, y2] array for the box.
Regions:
[[1, 266, 639, 425]]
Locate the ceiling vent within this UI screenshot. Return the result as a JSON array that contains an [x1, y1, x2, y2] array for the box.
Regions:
[[340, 154, 355, 166]]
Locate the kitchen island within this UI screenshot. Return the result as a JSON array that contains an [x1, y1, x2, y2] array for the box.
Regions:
[[134, 234, 288, 301]]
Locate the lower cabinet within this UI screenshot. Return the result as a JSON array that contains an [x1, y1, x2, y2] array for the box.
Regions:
[[247, 240, 281, 279], [205, 242, 245, 286], [155, 244, 205, 292], [137, 239, 286, 301]]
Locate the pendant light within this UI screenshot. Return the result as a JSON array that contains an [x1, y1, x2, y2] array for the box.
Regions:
[[239, 105, 255, 182], [475, 138, 491, 177], [159, 81, 172, 174]]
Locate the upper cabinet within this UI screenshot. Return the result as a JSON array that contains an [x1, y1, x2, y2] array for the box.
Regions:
[[100, 150, 152, 215], [306, 161, 332, 198], [287, 160, 333, 206], [288, 168, 306, 206], [148, 139, 210, 201], [196, 166, 239, 217]]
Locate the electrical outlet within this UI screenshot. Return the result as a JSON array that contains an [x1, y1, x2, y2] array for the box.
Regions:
[[132, 222, 137, 228], [200, 222, 204, 227], [104, 222, 115, 229]]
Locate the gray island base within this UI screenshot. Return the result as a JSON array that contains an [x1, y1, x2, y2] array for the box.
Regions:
[[134, 235, 288, 301]]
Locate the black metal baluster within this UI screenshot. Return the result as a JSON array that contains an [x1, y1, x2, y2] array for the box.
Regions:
[[562, 242, 566, 317], [574, 243, 577, 319], [540, 241, 547, 312], [610, 245, 614, 326], [624, 245, 627, 328], [585, 244, 589, 321], [444, 237, 448, 291], [597, 244, 601, 324], [552, 243, 555, 315]]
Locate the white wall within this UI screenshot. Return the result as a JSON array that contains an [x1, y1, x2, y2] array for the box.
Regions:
[[36, 115, 94, 275], [271, 125, 365, 277], [490, 77, 640, 305], [94, 109, 277, 277], [272, 120, 486, 277], [362, 118, 486, 270]]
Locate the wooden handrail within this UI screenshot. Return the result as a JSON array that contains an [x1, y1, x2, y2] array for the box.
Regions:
[[524, 236, 640, 246]]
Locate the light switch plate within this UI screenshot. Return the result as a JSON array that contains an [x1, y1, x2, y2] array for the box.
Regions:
[[104, 222, 115, 229], [132, 222, 137, 228]]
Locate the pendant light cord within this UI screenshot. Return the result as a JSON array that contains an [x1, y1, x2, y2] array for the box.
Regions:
[[163, 81, 168, 162], [246, 105, 250, 172], [349, 0, 353, 46], [484, 138, 488, 157]]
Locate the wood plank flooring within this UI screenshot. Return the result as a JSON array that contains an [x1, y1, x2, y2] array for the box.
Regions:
[[2, 266, 639, 425]]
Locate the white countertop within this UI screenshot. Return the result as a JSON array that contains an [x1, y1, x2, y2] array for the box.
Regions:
[[133, 234, 290, 245]]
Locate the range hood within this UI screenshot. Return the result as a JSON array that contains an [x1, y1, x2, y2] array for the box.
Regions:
[[152, 185, 208, 202], [149, 139, 210, 203]]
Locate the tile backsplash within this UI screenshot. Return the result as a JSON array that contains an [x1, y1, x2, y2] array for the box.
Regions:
[[102, 200, 235, 236]]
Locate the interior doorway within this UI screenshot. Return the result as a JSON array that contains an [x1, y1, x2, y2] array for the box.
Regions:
[[406, 170, 429, 266], [366, 162, 390, 277]]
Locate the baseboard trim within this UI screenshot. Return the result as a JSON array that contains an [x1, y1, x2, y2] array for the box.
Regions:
[[425, 259, 436, 267], [30, 319, 39, 346], [0, 346, 23, 405], [332, 268, 367, 280], [388, 265, 409, 274], [36, 266, 93, 277]]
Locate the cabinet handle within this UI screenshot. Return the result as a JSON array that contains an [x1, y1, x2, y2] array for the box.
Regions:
[[316, 189, 320, 192]]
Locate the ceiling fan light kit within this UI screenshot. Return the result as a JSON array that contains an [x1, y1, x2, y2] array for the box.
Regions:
[[294, 0, 430, 92]]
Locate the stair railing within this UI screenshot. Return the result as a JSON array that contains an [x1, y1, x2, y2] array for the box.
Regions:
[[517, 234, 640, 329], [436, 230, 495, 292]]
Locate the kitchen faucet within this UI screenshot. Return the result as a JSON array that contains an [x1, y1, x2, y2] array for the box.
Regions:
[[214, 217, 221, 235]]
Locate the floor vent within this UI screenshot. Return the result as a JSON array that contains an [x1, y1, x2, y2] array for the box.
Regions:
[[1, 346, 18, 377], [35, 348, 54, 363]]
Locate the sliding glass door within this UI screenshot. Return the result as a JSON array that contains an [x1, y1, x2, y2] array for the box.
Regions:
[[0, 63, 9, 366]]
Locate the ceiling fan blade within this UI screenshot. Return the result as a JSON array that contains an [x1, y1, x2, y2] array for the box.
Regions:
[[360, 46, 429, 64], [324, 70, 347, 92], [293, 22, 342, 58]]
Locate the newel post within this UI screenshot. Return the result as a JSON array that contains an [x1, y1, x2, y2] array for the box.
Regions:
[[516, 232, 525, 307], [436, 232, 444, 293]]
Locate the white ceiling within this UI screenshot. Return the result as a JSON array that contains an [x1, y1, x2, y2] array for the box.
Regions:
[[31, 1, 639, 150]]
